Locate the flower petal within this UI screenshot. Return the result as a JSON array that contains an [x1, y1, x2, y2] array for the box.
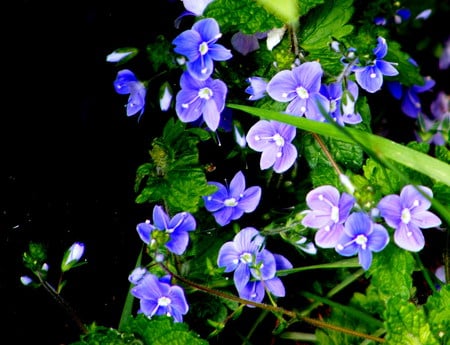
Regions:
[[394, 223, 425, 252]]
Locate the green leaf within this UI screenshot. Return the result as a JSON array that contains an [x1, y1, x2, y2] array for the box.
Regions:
[[384, 297, 440, 345], [425, 285, 450, 344], [256, 0, 299, 24]]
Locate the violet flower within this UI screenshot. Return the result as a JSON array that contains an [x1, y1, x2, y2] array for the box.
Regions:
[[136, 205, 196, 255], [175, 71, 227, 131], [203, 170, 261, 226], [113, 69, 147, 117], [172, 18, 232, 80], [335, 212, 390, 270], [231, 31, 267, 56], [417, 92, 450, 146], [266, 61, 329, 120], [301, 185, 356, 248], [245, 77, 268, 101], [377, 185, 442, 252], [130, 273, 189, 322], [239, 253, 292, 305], [353, 37, 399, 93], [246, 120, 297, 173], [217, 227, 277, 292]]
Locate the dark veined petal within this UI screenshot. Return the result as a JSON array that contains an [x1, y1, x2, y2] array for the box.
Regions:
[[314, 224, 345, 248], [358, 248, 373, 271], [394, 222, 425, 252], [168, 285, 189, 317], [273, 142, 297, 173], [231, 32, 260, 56], [400, 185, 432, 211], [377, 194, 402, 228], [204, 182, 228, 212], [187, 54, 214, 80], [166, 231, 190, 255], [152, 205, 170, 230], [131, 274, 165, 300], [373, 37, 388, 59], [192, 18, 221, 42], [217, 242, 240, 272], [266, 70, 298, 102], [355, 66, 383, 93], [411, 210, 441, 229], [305, 185, 340, 211], [229, 207, 245, 222], [376, 59, 399, 76], [338, 193, 356, 223], [335, 234, 359, 256], [344, 212, 373, 237], [291, 61, 323, 92], [175, 89, 203, 123], [259, 144, 278, 170], [172, 30, 202, 62], [367, 224, 390, 252], [266, 277, 286, 297], [274, 253, 293, 270], [114, 69, 138, 94], [139, 299, 159, 318], [238, 186, 262, 213], [208, 43, 233, 61], [236, 227, 265, 252], [253, 249, 276, 280], [229, 171, 246, 197], [246, 120, 276, 152], [136, 222, 155, 244], [213, 206, 234, 226], [234, 262, 251, 292], [202, 96, 220, 131], [169, 212, 196, 233], [126, 82, 146, 116], [239, 281, 265, 304]]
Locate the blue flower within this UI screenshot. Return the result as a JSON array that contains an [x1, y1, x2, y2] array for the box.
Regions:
[[239, 253, 292, 305], [319, 80, 362, 125], [130, 273, 189, 322], [175, 71, 228, 131], [387, 76, 435, 118], [61, 242, 85, 272], [353, 37, 399, 93], [172, 18, 232, 80], [376, 185, 441, 252], [113, 69, 147, 117], [217, 227, 277, 292], [136, 205, 196, 255], [335, 212, 389, 270], [203, 170, 261, 226], [231, 31, 267, 56], [266, 61, 329, 120], [246, 120, 297, 173], [245, 77, 268, 101], [301, 185, 355, 248]]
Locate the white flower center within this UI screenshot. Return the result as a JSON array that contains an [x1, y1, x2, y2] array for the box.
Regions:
[[296, 86, 309, 99], [273, 133, 285, 147], [370, 72, 377, 79], [224, 197, 238, 207], [355, 234, 368, 250], [330, 206, 339, 223], [158, 296, 171, 307], [401, 208, 411, 224], [240, 252, 253, 264], [199, 42, 209, 55], [198, 87, 213, 100]]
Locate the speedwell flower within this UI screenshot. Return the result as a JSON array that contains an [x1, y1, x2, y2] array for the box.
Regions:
[[245, 77, 268, 101], [175, 71, 227, 131], [217, 227, 277, 292], [203, 170, 261, 226], [61, 242, 85, 272], [335, 212, 390, 270], [266, 61, 329, 120], [353, 37, 399, 93], [301, 185, 355, 248], [113, 69, 147, 117], [136, 205, 196, 255], [172, 18, 232, 80], [130, 273, 189, 322], [246, 120, 297, 173], [376, 185, 441, 252]]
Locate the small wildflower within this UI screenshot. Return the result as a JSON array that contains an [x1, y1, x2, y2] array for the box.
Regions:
[[245, 77, 268, 101], [20, 276, 33, 286], [61, 242, 85, 272], [113, 69, 147, 117]]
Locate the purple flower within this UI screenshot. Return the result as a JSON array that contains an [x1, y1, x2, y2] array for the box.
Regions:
[[353, 37, 399, 93], [231, 31, 267, 56], [320, 80, 362, 125], [376, 185, 442, 252], [217, 227, 277, 292], [439, 36, 450, 70], [266, 62, 329, 120], [387, 77, 435, 118], [335, 212, 389, 270], [246, 120, 297, 173], [417, 92, 450, 146], [61, 242, 85, 272], [175, 71, 227, 131], [130, 273, 189, 322], [136, 205, 196, 255], [301, 185, 356, 248], [239, 253, 292, 305], [203, 170, 261, 226], [245, 77, 268, 101], [113, 69, 147, 117], [172, 18, 232, 80]]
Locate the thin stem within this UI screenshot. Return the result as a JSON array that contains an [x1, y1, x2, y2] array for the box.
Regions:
[[312, 132, 342, 175], [159, 263, 385, 343], [36, 272, 88, 334]]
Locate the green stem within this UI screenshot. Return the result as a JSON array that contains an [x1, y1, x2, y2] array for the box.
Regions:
[[159, 263, 385, 343]]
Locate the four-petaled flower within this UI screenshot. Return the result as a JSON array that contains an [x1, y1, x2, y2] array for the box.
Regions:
[[376, 185, 441, 252], [335, 212, 390, 270], [245, 76, 268, 101], [217, 227, 277, 292], [130, 273, 189, 322], [113, 69, 147, 117], [203, 170, 262, 226], [172, 18, 232, 80], [175, 71, 227, 131], [301, 185, 355, 248], [136, 205, 196, 255], [353, 36, 399, 93], [266, 61, 329, 120], [246, 120, 298, 173]]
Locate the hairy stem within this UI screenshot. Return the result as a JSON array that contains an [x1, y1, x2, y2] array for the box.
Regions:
[[312, 132, 342, 175]]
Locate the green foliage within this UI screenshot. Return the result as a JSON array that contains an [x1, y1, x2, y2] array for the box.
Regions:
[[70, 323, 142, 345], [425, 285, 450, 344], [384, 297, 440, 345], [134, 119, 217, 213], [22, 242, 47, 273], [146, 35, 178, 73], [203, 0, 283, 34]]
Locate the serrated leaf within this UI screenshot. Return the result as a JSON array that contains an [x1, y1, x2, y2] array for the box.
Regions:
[[425, 285, 450, 343], [384, 297, 440, 345]]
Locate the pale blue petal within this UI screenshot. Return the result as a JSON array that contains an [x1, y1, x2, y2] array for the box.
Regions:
[[204, 182, 227, 211], [136, 222, 154, 244], [292, 62, 323, 92], [376, 60, 399, 76], [153, 205, 169, 230], [166, 231, 190, 255], [259, 144, 278, 170], [367, 224, 390, 252], [394, 223, 425, 252], [246, 120, 275, 151], [253, 249, 276, 280], [267, 70, 297, 102], [315, 224, 345, 248], [400, 185, 432, 211], [172, 30, 202, 61], [202, 98, 220, 131], [208, 43, 233, 61], [238, 186, 262, 213], [411, 211, 441, 229], [217, 242, 239, 271], [373, 37, 388, 59], [192, 18, 220, 41], [274, 253, 293, 270], [273, 142, 297, 173], [355, 66, 383, 93], [377, 194, 402, 228], [234, 263, 251, 291], [265, 277, 286, 297], [358, 248, 373, 270], [213, 206, 234, 226], [229, 171, 246, 196]]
